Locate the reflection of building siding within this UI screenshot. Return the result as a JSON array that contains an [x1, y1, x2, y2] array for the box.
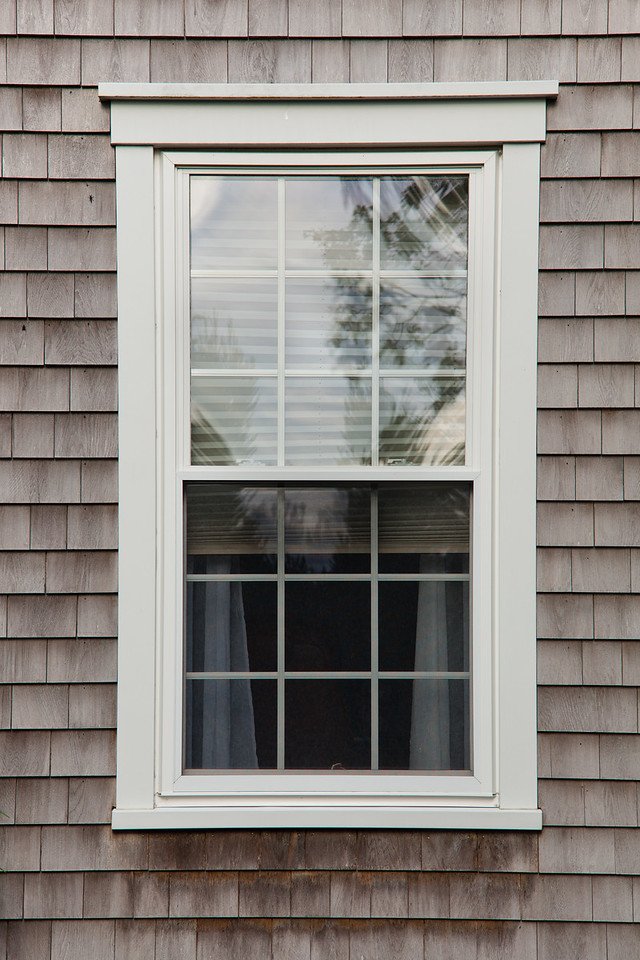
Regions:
[[1, 3, 639, 957]]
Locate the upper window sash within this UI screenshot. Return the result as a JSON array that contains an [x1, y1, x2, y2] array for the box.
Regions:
[[167, 151, 497, 480]]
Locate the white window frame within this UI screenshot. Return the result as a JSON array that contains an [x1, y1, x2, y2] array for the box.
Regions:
[[103, 82, 558, 831]]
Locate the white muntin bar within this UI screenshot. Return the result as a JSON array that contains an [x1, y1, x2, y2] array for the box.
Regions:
[[371, 178, 381, 468], [190, 369, 467, 378], [190, 268, 467, 279], [370, 489, 379, 771], [276, 488, 286, 770], [185, 671, 470, 681]]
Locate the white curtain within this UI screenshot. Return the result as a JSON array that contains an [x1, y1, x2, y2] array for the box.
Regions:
[[187, 558, 258, 769], [409, 559, 469, 770]]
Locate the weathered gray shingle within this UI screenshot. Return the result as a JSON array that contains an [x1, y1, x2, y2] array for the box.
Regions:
[[7, 38, 81, 85], [1, 2, 640, 947], [185, 0, 248, 38]]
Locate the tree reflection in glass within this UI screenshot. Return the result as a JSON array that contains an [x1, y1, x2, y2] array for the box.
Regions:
[[303, 174, 468, 466], [190, 174, 468, 467]]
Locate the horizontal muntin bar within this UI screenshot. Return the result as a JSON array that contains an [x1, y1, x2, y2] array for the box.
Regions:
[[191, 269, 468, 279], [190, 369, 466, 378], [185, 671, 470, 680], [187, 573, 278, 582], [180, 467, 478, 480], [191, 368, 277, 378], [186, 573, 469, 583]]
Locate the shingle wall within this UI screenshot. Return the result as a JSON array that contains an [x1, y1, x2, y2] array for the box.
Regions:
[[0, 1, 639, 957]]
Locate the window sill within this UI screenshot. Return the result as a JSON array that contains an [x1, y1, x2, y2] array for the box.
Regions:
[[112, 804, 543, 831]]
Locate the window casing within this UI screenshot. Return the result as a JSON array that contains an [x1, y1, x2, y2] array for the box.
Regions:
[[106, 83, 555, 829]]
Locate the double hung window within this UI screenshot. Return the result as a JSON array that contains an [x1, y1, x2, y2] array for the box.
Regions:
[[106, 83, 553, 829], [185, 169, 475, 777]]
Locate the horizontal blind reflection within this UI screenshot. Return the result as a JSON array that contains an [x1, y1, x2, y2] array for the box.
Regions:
[[191, 279, 277, 370], [191, 377, 278, 465], [380, 378, 465, 466], [285, 177, 373, 271], [285, 377, 372, 465], [378, 483, 470, 555], [189, 173, 469, 467], [379, 278, 467, 370], [186, 484, 277, 558], [284, 486, 371, 579], [191, 177, 278, 271], [285, 279, 372, 369], [380, 176, 469, 272]]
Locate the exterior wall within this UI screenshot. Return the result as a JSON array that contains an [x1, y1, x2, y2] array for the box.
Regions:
[[0, 1, 639, 957]]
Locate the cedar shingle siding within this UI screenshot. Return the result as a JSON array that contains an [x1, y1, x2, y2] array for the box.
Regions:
[[1, 1, 640, 956]]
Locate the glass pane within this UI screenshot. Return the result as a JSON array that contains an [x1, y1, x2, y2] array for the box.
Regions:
[[379, 277, 466, 370], [285, 679, 370, 769], [285, 377, 371, 465], [378, 483, 470, 574], [286, 279, 372, 369], [379, 580, 469, 672], [285, 582, 370, 671], [186, 484, 277, 572], [191, 278, 277, 370], [191, 376, 277, 465], [284, 485, 370, 573], [187, 581, 277, 673], [285, 177, 373, 270], [191, 177, 277, 270], [380, 176, 468, 271], [379, 376, 465, 466], [185, 679, 277, 770], [379, 679, 470, 771]]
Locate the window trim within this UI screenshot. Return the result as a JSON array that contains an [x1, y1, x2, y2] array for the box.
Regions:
[[103, 82, 558, 830], [167, 152, 493, 800]]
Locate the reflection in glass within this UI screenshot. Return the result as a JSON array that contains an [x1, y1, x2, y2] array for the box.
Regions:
[[285, 582, 370, 671], [185, 171, 475, 775], [191, 377, 277, 465], [191, 279, 277, 370], [379, 278, 466, 370], [191, 177, 277, 270], [285, 177, 373, 270], [186, 484, 277, 571], [380, 176, 468, 271], [378, 483, 470, 573], [285, 679, 370, 769], [284, 485, 370, 573], [379, 377, 465, 465], [286, 279, 372, 369], [379, 679, 470, 771], [285, 377, 371, 465], [185, 679, 277, 769], [379, 580, 469, 672]]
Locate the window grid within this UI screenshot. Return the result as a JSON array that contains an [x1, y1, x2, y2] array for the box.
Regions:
[[184, 484, 471, 772], [189, 174, 468, 469], [185, 168, 474, 776]]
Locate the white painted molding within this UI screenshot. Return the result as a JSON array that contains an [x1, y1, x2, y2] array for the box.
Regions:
[[99, 81, 559, 102], [115, 146, 157, 813], [113, 805, 543, 831], [110, 86, 546, 831], [101, 82, 556, 148]]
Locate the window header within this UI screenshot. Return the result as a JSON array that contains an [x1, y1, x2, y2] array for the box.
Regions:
[[101, 81, 557, 148]]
